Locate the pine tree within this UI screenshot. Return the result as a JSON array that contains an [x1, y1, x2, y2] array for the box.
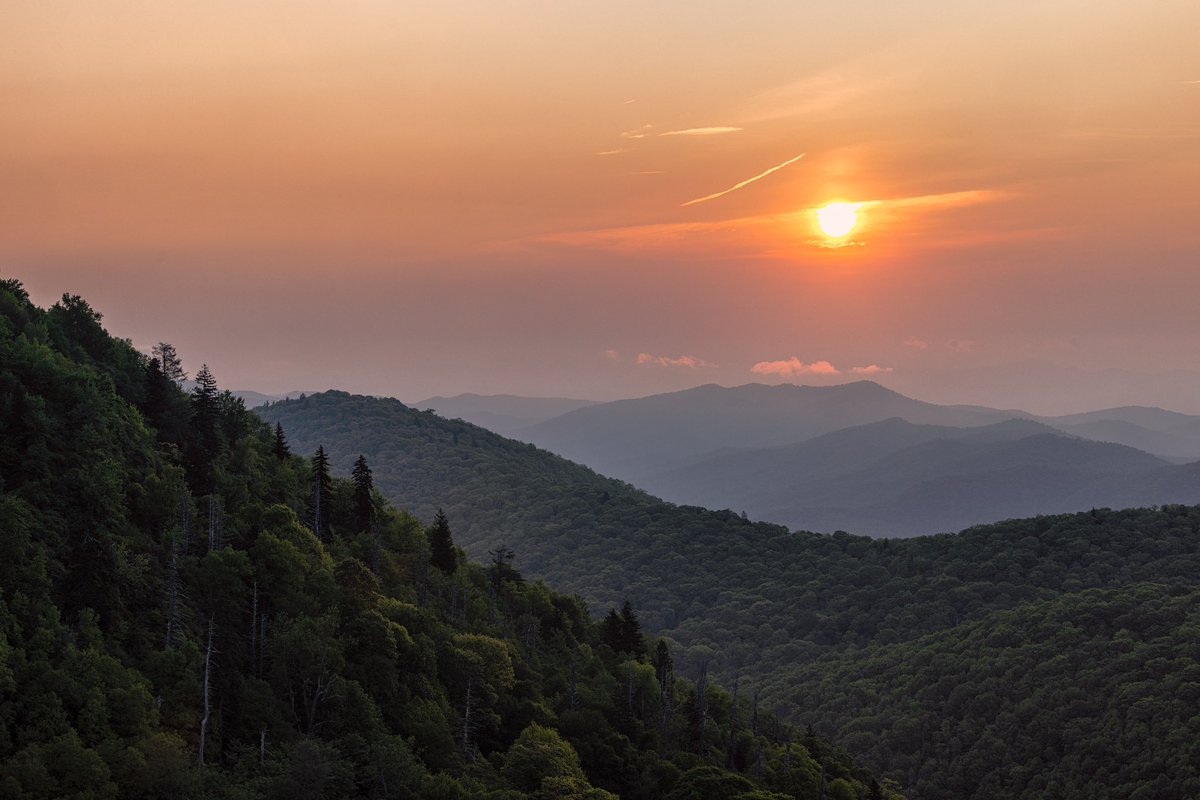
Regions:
[[308, 446, 333, 541], [272, 422, 289, 461], [351, 454, 375, 533], [187, 364, 221, 494], [600, 600, 645, 656], [428, 508, 457, 575], [601, 608, 624, 652], [619, 599, 645, 656], [152, 341, 187, 383]]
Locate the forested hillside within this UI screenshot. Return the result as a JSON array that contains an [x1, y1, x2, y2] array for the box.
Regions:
[[0, 279, 888, 799], [260, 391, 1200, 798]]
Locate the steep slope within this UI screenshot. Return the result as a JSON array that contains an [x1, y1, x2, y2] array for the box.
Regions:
[[413, 393, 599, 434], [1, 280, 884, 800]]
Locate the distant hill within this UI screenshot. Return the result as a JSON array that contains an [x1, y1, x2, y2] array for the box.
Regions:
[[1045, 406, 1200, 459], [644, 418, 1200, 536], [413, 392, 599, 434], [518, 381, 1022, 483]]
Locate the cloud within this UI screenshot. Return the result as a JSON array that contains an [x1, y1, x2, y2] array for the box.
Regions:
[[596, 148, 631, 156], [860, 189, 1001, 212], [620, 125, 653, 139], [850, 364, 894, 375], [603, 349, 620, 361], [637, 352, 717, 369], [946, 339, 974, 353], [660, 126, 743, 137], [682, 152, 806, 207], [903, 337, 929, 349], [751, 358, 840, 377]]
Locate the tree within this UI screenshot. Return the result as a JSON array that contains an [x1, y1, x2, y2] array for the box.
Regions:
[[187, 364, 222, 493], [272, 422, 290, 461], [619, 600, 645, 657], [351, 454, 375, 534], [501, 722, 587, 792], [601, 600, 645, 656], [428, 508, 456, 575], [601, 609, 624, 653], [308, 446, 333, 542], [152, 342, 187, 383]]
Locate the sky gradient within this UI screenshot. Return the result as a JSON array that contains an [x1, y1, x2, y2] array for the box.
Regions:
[[4, 1, 1199, 412]]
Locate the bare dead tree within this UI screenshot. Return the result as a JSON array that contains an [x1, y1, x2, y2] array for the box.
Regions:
[[461, 678, 478, 761], [198, 616, 215, 766], [207, 495, 222, 551]]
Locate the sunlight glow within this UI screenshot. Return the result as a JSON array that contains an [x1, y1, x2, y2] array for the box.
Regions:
[[816, 203, 860, 238]]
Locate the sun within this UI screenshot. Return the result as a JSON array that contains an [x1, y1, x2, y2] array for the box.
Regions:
[[815, 202, 860, 238]]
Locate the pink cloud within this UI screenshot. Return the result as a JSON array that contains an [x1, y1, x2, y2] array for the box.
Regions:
[[850, 364, 894, 375], [903, 336, 928, 349], [946, 339, 974, 353], [603, 349, 620, 361], [751, 358, 841, 377], [636, 352, 717, 369]]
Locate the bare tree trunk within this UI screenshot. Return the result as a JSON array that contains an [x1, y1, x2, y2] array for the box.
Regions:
[[208, 495, 222, 550], [250, 581, 258, 666], [198, 616, 215, 766], [461, 678, 475, 761]]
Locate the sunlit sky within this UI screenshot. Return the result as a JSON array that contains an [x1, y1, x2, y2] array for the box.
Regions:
[[4, 1, 1199, 412]]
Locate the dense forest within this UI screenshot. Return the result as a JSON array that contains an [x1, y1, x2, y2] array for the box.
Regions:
[[260, 391, 1200, 798], [0, 279, 891, 799]]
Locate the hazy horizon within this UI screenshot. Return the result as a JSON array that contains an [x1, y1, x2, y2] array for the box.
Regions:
[[6, 1, 1199, 414]]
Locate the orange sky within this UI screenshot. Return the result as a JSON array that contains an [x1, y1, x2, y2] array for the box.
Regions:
[[4, 1, 1200, 411]]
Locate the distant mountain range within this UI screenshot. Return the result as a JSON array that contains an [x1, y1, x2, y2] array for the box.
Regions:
[[488, 381, 1200, 535], [648, 417, 1200, 536]]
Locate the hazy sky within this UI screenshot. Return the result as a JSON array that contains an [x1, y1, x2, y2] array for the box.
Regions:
[[4, 1, 1199, 412]]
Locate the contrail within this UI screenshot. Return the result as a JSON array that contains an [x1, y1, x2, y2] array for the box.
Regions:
[[681, 152, 806, 207]]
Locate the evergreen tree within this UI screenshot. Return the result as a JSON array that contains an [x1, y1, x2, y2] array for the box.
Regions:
[[602, 600, 646, 656], [653, 639, 674, 689], [428, 508, 457, 575], [308, 445, 333, 541], [272, 422, 290, 461], [152, 341, 187, 383], [187, 363, 222, 494], [601, 608, 624, 653], [351, 454, 375, 533], [619, 599, 645, 657]]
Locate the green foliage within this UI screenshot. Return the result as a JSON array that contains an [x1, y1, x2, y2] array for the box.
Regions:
[[2, 281, 873, 798], [429, 508, 457, 575]]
